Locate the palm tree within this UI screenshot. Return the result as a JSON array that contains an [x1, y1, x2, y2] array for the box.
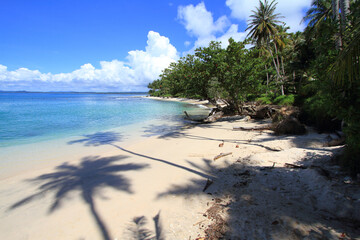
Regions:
[[302, 0, 333, 31], [332, 20, 360, 85], [304, 0, 351, 49], [246, 0, 285, 95]]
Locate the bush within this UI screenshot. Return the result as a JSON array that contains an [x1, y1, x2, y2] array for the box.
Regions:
[[255, 94, 273, 104], [273, 94, 295, 106], [299, 93, 341, 132]]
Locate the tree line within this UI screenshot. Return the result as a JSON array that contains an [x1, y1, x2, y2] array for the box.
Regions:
[[148, 0, 360, 175]]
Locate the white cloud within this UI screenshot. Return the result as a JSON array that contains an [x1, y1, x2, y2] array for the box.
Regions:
[[179, 0, 311, 54], [178, 2, 247, 53], [178, 2, 230, 38], [0, 31, 178, 92], [225, 0, 312, 32]]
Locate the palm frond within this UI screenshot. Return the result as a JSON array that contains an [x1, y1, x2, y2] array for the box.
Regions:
[[331, 21, 360, 85]]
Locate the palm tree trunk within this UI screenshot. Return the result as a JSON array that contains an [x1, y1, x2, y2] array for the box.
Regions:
[[272, 43, 285, 95], [267, 45, 280, 78], [332, 0, 343, 49], [280, 56, 286, 76], [265, 64, 269, 91], [340, 0, 350, 32], [293, 70, 296, 93]]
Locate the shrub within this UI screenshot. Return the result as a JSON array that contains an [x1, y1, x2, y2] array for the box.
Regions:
[[255, 94, 273, 104], [273, 94, 295, 106]]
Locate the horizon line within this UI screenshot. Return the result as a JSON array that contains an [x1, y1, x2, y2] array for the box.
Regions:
[[0, 90, 148, 94]]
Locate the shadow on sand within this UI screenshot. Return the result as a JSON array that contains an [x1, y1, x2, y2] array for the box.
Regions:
[[156, 155, 360, 239], [9, 155, 149, 240], [125, 211, 165, 240], [68, 131, 213, 179]]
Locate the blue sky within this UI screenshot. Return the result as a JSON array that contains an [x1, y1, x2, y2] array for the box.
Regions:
[[0, 0, 312, 92]]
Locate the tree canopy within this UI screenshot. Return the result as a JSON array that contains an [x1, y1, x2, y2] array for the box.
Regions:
[[148, 0, 360, 174]]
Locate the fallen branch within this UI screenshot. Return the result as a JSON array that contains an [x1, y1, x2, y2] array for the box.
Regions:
[[213, 152, 232, 161], [284, 163, 307, 169], [323, 136, 346, 147], [233, 125, 272, 131], [184, 110, 223, 123]]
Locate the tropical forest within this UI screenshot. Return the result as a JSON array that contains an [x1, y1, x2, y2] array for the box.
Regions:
[[148, 0, 360, 175]]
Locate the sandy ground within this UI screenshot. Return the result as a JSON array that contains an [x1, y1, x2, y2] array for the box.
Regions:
[[0, 117, 360, 240]]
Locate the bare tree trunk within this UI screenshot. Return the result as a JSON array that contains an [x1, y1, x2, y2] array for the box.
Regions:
[[273, 43, 285, 95], [340, 0, 350, 33], [265, 64, 269, 91], [293, 70, 296, 93], [268, 46, 281, 80], [332, 0, 343, 49], [280, 56, 285, 76]]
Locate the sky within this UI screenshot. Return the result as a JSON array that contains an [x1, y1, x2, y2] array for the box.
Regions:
[[0, 0, 312, 92]]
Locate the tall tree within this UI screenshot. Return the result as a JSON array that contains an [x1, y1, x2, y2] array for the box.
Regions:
[[246, 0, 285, 95], [340, 0, 350, 31], [302, 0, 332, 31]]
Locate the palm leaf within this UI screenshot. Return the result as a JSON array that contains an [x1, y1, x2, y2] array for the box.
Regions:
[[331, 21, 360, 85]]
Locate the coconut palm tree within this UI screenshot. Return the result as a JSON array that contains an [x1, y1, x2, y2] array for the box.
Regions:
[[246, 0, 285, 95], [332, 20, 360, 85], [302, 0, 333, 31], [246, 0, 283, 45]]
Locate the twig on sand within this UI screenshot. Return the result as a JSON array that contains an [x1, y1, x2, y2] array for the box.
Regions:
[[213, 152, 232, 161], [233, 125, 272, 131], [193, 220, 206, 226]]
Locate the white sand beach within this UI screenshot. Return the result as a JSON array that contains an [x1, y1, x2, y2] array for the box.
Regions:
[[0, 118, 359, 239]]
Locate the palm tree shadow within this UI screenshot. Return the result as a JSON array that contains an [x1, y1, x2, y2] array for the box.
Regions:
[[68, 131, 213, 179], [126, 211, 165, 240], [68, 131, 123, 146], [9, 155, 149, 240]]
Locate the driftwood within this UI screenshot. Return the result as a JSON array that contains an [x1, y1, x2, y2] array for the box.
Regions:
[[324, 136, 346, 147], [233, 125, 272, 131], [284, 163, 307, 169], [213, 152, 232, 161], [284, 163, 331, 179], [184, 110, 224, 123]]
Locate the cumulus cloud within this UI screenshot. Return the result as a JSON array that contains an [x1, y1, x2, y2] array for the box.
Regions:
[[178, 0, 311, 54], [225, 0, 312, 32], [178, 2, 247, 52], [178, 2, 230, 38], [0, 31, 178, 92]]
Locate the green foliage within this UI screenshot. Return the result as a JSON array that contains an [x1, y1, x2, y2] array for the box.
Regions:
[[256, 96, 272, 105], [147, 0, 360, 174], [273, 94, 295, 105]]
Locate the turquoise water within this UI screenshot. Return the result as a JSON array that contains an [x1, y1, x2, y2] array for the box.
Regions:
[[0, 92, 206, 147]]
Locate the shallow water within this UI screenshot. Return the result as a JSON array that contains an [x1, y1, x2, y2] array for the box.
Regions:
[[0, 92, 209, 147]]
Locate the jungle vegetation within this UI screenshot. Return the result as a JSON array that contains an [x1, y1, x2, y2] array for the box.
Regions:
[[148, 0, 360, 175]]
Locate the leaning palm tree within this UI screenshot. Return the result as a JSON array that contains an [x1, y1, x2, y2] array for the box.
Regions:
[[332, 20, 360, 85], [304, 0, 351, 49], [302, 0, 333, 31], [246, 0, 285, 94]]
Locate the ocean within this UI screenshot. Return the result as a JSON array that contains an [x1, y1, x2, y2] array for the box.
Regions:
[[0, 92, 209, 147]]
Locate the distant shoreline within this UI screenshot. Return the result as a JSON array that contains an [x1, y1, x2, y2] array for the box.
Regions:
[[0, 91, 148, 95], [144, 96, 214, 109]]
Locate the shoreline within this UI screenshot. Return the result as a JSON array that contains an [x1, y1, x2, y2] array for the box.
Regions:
[[144, 96, 214, 109], [0, 117, 186, 180], [1, 117, 359, 239]]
